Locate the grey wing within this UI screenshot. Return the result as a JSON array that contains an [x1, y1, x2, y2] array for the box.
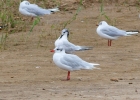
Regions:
[[60, 55, 84, 70], [101, 26, 126, 37], [62, 42, 77, 52], [24, 4, 51, 15]]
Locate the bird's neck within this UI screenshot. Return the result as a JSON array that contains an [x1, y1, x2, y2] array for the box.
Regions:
[[59, 34, 68, 40]]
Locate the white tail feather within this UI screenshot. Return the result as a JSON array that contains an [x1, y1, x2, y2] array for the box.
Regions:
[[92, 63, 100, 66], [91, 63, 100, 69], [126, 31, 139, 35]]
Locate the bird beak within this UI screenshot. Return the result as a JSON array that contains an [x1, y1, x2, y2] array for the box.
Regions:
[[96, 24, 99, 26], [50, 50, 55, 52]]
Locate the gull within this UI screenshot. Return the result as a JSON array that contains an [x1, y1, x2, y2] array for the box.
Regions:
[[51, 47, 100, 80], [19, 0, 59, 21], [51, 29, 93, 53], [96, 21, 139, 46]]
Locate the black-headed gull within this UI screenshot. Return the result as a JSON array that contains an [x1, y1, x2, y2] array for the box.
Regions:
[[51, 47, 100, 80], [96, 21, 139, 46], [51, 29, 93, 53], [19, 0, 59, 20]]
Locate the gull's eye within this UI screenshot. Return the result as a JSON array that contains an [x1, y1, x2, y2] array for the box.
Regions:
[[56, 49, 59, 50]]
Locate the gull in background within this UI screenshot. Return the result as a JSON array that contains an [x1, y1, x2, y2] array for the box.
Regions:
[[51, 29, 93, 53], [19, 0, 59, 21], [0, 24, 8, 30], [96, 21, 139, 46], [51, 47, 100, 80]]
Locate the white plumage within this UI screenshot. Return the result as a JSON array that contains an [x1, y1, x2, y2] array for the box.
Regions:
[[55, 29, 93, 53], [19, 0, 59, 17], [96, 21, 139, 46], [97, 21, 139, 40], [52, 47, 100, 80]]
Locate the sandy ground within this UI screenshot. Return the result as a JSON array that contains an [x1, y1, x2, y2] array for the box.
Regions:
[[0, 1, 140, 100]]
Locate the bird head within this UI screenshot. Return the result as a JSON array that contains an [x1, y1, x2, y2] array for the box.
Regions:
[[20, 0, 30, 5], [59, 29, 69, 39], [97, 21, 108, 26]]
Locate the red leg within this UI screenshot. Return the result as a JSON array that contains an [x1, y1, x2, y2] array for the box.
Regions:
[[67, 71, 70, 80], [110, 40, 112, 46], [61, 71, 70, 81], [108, 40, 112, 46], [108, 40, 110, 46]]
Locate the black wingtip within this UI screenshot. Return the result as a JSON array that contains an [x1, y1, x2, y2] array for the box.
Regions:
[[126, 30, 139, 33]]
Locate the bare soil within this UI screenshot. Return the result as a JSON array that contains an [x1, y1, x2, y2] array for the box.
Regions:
[[0, 1, 140, 100]]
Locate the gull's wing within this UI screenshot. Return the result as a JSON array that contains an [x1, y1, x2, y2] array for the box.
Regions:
[[62, 41, 93, 52], [60, 54, 94, 70], [55, 39, 78, 53], [62, 42, 77, 52], [23, 4, 51, 16], [101, 25, 126, 37]]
